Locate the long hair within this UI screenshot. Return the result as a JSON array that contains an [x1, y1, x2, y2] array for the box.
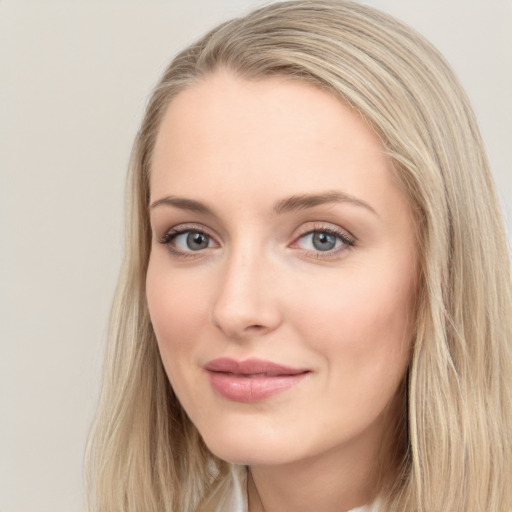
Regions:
[[85, 1, 512, 510]]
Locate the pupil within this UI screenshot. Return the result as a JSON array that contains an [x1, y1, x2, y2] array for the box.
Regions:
[[312, 232, 336, 251], [187, 232, 209, 250]]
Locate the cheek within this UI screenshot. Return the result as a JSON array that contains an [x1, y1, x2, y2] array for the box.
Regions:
[[146, 258, 210, 360], [293, 272, 414, 445], [146, 257, 216, 413], [291, 265, 415, 379]]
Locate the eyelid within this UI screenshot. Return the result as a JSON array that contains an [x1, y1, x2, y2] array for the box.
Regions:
[[290, 223, 356, 258], [157, 223, 220, 257], [156, 221, 355, 260], [293, 222, 355, 242], [157, 222, 215, 240]]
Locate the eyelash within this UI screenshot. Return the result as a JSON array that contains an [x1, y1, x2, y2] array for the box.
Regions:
[[158, 224, 214, 259], [293, 226, 355, 259], [157, 224, 355, 259]]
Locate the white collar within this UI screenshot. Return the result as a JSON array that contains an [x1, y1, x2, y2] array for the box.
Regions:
[[225, 465, 380, 512]]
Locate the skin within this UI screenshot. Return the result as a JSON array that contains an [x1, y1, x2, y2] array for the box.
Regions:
[[146, 70, 417, 512]]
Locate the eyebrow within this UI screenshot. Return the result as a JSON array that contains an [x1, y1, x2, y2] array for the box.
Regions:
[[150, 196, 214, 215], [150, 191, 377, 217], [273, 191, 377, 216]]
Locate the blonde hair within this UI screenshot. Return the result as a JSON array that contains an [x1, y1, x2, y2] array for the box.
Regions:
[[85, 1, 512, 510]]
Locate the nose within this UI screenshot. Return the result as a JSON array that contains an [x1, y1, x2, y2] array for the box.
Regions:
[[210, 248, 282, 340]]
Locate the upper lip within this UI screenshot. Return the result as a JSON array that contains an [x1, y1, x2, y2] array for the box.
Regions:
[[204, 357, 310, 376]]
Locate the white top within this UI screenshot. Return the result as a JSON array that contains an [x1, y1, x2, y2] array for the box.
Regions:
[[223, 465, 380, 512]]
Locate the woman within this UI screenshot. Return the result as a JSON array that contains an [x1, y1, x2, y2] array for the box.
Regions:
[[85, 1, 512, 511]]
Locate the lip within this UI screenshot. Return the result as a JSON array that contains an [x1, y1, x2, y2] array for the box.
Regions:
[[204, 358, 311, 403]]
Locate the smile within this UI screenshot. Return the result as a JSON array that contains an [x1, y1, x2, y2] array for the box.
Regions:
[[204, 358, 311, 402]]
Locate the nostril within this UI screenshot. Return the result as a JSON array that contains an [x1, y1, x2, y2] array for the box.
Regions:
[[210, 270, 282, 338], [211, 307, 280, 339]]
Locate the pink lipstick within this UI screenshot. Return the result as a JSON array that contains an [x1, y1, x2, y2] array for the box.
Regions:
[[204, 358, 310, 402]]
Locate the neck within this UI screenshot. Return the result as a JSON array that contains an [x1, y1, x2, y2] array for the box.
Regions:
[[247, 444, 378, 512], [246, 391, 406, 512]]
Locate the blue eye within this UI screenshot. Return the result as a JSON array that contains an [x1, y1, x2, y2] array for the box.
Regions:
[[181, 231, 211, 251], [160, 229, 215, 253], [297, 229, 353, 253], [311, 232, 337, 251]]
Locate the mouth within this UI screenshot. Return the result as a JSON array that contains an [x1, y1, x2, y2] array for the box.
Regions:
[[204, 358, 311, 402]]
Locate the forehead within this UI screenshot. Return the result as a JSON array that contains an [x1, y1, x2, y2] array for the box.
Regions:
[[150, 70, 396, 210]]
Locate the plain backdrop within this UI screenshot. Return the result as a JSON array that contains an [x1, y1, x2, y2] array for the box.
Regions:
[[1, 1, 511, 511]]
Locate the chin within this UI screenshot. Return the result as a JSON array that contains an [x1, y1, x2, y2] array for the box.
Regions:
[[199, 423, 302, 466], [208, 445, 295, 466]]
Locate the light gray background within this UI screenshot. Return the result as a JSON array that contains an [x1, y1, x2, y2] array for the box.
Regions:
[[1, 1, 511, 511]]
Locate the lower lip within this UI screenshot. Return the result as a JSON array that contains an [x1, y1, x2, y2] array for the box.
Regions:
[[207, 371, 309, 402]]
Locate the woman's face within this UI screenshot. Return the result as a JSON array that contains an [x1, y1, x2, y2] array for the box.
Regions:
[[147, 71, 417, 467]]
